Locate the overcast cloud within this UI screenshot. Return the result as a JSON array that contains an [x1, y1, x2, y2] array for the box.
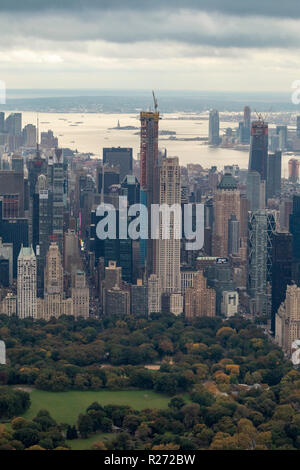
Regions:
[[0, 1, 299, 91]]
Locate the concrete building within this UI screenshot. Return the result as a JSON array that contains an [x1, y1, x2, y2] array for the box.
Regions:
[[0, 238, 13, 285], [156, 157, 181, 295], [212, 173, 240, 258], [17, 245, 37, 319], [275, 284, 300, 356], [185, 271, 216, 319], [72, 271, 89, 319], [106, 286, 130, 317], [221, 291, 239, 317], [0, 292, 17, 316], [148, 274, 161, 314], [209, 109, 220, 145], [131, 279, 148, 317]]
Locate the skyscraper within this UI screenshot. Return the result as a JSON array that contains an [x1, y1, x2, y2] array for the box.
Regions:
[[209, 109, 220, 145], [267, 151, 282, 200], [48, 149, 64, 253], [246, 170, 262, 211], [271, 232, 292, 334], [290, 195, 300, 286], [249, 119, 268, 182], [44, 242, 64, 319], [156, 157, 181, 294], [275, 284, 300, 356], [17, 245, 37, 319], [212, 173, 240, 258], [248, 210, 277, 315], [72, 270, 89, 319], [288, 158, 300, 183], [103, 147, 133, 181], [140, 110, 160, 274], [185, 270, 216, 319]]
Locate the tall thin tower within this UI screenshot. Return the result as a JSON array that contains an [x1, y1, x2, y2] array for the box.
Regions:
[[140, 95, 160, 274]]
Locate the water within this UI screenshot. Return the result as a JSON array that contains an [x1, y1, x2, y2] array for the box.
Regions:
[[19, 111, 292, 174]]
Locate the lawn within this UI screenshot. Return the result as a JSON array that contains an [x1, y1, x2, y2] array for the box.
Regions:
[[22, 389, 171, 425], [66, 432, 113, 450]]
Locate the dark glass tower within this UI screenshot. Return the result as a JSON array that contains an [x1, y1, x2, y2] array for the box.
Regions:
[[249, 119, 268, 182], [290, 195, 300, 286], [271, 232, 292, 333]]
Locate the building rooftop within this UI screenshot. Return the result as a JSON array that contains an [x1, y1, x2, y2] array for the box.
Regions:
[[218, 172, 238, 190]]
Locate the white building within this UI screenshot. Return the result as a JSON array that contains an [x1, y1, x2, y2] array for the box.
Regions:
[[221, 291, 239, 317], [0, 340, 6, 365]]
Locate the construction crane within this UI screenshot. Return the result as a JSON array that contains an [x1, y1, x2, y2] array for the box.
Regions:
[[152, 90, 158, 112], [254, 107, 272, 123]]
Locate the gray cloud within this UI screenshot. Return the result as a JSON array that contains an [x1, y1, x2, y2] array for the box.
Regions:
[[0, 10, 300, 49], [0, 0, 300, 18]]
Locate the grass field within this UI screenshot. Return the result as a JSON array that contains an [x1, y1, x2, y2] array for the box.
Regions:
[[22, 389, 171, 425], [66, 433, 113, 450]]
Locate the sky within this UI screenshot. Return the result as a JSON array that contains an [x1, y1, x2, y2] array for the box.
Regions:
[[1, 0, 300, 92]]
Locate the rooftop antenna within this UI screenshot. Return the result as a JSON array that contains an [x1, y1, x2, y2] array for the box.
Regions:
[[152, 90, 158, 113]]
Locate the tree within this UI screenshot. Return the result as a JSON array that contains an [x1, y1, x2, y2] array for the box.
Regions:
[[77, 414, 93, 438]]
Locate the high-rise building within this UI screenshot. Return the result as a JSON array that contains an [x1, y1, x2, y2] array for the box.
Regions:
[[0, 168, 25, 217], [288, 158, 300, 183], [185, 270, 216, 319], [17, 245, 37, 319], [44, 242, 64, 319], [290, 195, 300, 286], [105, 286, 130, 317], [0, 237, 13, 285], [244, 106, 251, 130], [35, 174, 52, 297], [5, 113, 22, 136], [276, 125, 288, 151], [72, 270, 89, 319], [212, 173, 240, 257], [221, 291, 239, 317], [48, 149, 65, 253], [148, 274, 161, 314], [121, 175, 140, 206], [23, 124, 37, 148], [131, 279, 148, 317], [267, 151, 282, 200], [155, 157, 181, 294], [271, 232, 292, 333], [208, 109, 220, 146], [246, 171, 261, 211], [140, 110, 160, 274], [103, 147, 133, 181], [97, 165, 120, 196], [0, 112, 4, 133], [297, 116, 300, 138], [0, 199, 28, 278], [228, 214, 240, 255], [249, 119, 268, 182], [248, 210, 277, 315], [275, 284, 300, 356]]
